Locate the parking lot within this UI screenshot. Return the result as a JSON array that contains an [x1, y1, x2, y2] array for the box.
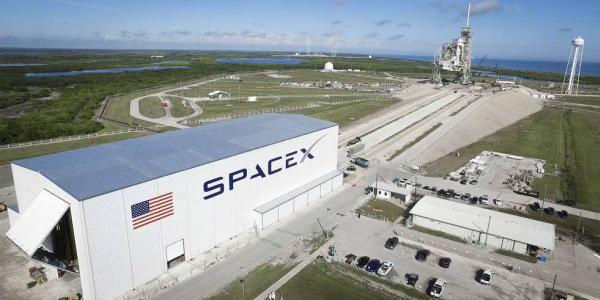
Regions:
[[332, 216, 545, 299]]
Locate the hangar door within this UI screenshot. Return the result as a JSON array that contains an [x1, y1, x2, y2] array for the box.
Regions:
[[166, 239, 185, 268], [6, 190, 69, 256]]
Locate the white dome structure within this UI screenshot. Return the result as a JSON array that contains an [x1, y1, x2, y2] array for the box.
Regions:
[[323, 62, 334, 72]]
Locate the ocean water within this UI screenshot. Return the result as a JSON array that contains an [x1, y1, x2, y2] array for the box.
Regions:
[[386, 54, 600, 77], [25, 66, 190, 77], [216, 57, 303, 65]]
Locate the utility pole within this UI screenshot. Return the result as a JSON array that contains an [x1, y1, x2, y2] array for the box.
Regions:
[[240, 278, 246, 300], [316, 218, 327, 237], [575, 212, 583, 242], [550, 274, 557, 300], [485, 215, 491, 247]]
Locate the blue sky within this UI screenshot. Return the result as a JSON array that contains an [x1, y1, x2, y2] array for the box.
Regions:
[[1, 0, 599, 61]]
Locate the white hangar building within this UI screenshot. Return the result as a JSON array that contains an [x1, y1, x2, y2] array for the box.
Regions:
[[5, 113, 342, 300], [409, 196, 555, 255]]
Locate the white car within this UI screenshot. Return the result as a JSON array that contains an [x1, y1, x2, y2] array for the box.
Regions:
[[429, 278, 447, 298], [479, 269, 493, 284], [377, 261, 393, 276]]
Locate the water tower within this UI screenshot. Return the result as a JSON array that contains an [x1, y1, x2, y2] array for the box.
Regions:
[[562, 36, 585, 95]]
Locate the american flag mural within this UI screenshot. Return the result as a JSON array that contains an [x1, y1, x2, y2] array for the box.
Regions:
[[131, 192, 174, 229]]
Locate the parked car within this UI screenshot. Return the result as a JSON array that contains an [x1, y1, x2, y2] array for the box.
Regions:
[[493, 199, 502, 205], [437, 189, 446, 197], [558, 210, 569, 219], [345, 254, 357, 265], [470, 196, 479, 204], [469, 180, 478, 185], [545, 207, 555, 215], [428, 278, 447, 298], [385, 237, 399, 249], [431, 187, 438, 192], [415, 249, 430, 262], [462, 193, 471, 200], [557, 199, 577, 206], [392, 177, 400, 184], [356, 256, 370, 268], [405, 273, 419, 286], [377, 261, 393, 276], [480, 195, 489, 205], [478, 269, 493, 285], [366, 259, 382, 273], [346, 165, 356, 172], [453, 193, 462, 199], [415, 183, 422, 188], [423, 185, 430, 190], [460, 179, 468, 185], [530, 202, 541, 211], [439, 257, 452, 268]]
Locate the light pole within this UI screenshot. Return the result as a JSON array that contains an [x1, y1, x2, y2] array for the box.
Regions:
[[240, 278, 245, 300]]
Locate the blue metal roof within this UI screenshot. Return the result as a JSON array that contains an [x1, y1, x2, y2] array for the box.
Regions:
[[14, 113, 336, 201]]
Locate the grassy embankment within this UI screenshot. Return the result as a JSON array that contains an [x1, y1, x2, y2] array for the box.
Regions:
[[423, 108, 600, 212], [279, 261, 427, 300], [206, 263, 296, 300], [356, 198, 405, 222]]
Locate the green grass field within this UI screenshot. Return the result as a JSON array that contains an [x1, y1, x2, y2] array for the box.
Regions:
[[558, 95, 600, 106], [167, 96, 195, 118], [138, 96, 165, 118], [167, 79, 358, 98], [356, 198, 405, 222], [207, 263, 296, 300], [409, 225, 468, 244], [300, 99, 398, 127], [423, 108, 600, 212], [279, 261, 427, 300], [0, 132, 147, 164]]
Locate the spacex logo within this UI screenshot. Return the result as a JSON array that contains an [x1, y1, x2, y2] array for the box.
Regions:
[[202, 135, 325, 200]]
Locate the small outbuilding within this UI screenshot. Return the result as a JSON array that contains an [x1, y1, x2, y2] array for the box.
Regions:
[[369, 181, 414, 203]]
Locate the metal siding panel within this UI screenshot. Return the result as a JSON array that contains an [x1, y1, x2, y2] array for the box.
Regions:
[[82, 191, 133, 300], [278, 200, 294, 220], [11, 164, 42, 213], [122, 181, 165, 287], [155, 173, 188, 263], [187, 164, 217, 257], [261, 208, 277, 229]]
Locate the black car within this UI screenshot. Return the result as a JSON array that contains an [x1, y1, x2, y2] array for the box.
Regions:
[[470, 196, 478, 204], [558, 199, 577, 206], [460, 179, 467, 185], [439, 257, 452, 268], [415, 183, 422, 188], [431, 187, 438, 192], [366, 259, 382, 273], [405, 273, 419, 286], [385, 237, 399, 249], [437, 189, 446, 196], [356, 256, 370, 268], [446, 189, 455, 197], [558, 210, 569, 219], [545, 207, 555, 215], [530, 202, 541, 211], [415, 249, 430, 262]]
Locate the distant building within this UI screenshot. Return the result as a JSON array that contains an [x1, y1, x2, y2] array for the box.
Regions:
[[247, 96, 257, 102], [150, 55, 164, 58], [323, 62, 334, 72], [207, 90, 231, 100], [408, 196, 555, 255]]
